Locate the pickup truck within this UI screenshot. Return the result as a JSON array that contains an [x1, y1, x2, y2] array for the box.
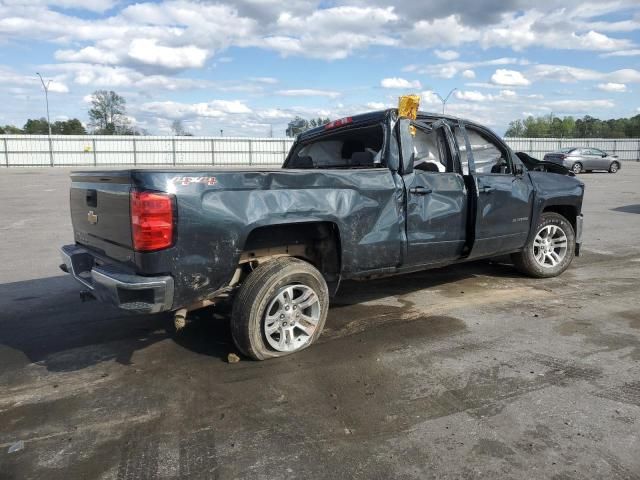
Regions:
[[61, 109, 584, 360]]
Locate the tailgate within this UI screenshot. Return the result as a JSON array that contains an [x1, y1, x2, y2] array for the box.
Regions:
[[70, 171, 134, 262]]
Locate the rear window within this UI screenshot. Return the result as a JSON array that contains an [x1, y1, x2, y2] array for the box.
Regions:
[[286, 124, 384, 169]]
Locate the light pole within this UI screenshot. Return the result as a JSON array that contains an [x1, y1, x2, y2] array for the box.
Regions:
[[36, 72, 54, 166], [434, 88, 458, 115]]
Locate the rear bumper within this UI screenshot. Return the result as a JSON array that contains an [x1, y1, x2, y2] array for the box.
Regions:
[[60, 244, 174, 314], [575, 214, 583, 256]]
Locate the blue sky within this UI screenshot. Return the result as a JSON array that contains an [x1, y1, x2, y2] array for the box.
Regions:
[[0, 0, 639, 136]]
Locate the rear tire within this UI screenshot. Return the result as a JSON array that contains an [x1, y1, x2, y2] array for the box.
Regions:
[[512, 212, 575, 278], [571, 162, 582, 174], [609, 161, 619, 173], [231, 257, 329, 360]]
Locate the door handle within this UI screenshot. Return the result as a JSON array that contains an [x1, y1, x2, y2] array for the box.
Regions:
[[409, 186, 433, 195], [480, 185, 495, 194]]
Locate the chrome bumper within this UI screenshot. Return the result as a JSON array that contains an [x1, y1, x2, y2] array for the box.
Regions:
[[60, 244, 174, 314], [575, 214, 583, 256]]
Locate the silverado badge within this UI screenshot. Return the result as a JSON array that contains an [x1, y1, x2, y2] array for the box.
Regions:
[[87, 210, 98, 225]]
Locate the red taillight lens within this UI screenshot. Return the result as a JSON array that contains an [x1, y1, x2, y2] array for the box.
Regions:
[[130, 191, 174, 252]]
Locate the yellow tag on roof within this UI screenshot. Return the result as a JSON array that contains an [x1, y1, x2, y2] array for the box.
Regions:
[[398, 94, 420, 120]]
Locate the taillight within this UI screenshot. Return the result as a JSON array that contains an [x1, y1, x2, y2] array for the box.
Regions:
[[560, 154, 567, 160], [130, 191, 174, 252]]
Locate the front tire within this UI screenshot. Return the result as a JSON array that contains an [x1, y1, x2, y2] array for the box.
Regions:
[[571, 162, 582, 174], [609, 161, 619, 173], [231, 257, 329, 360], [512, 212, 575, 278]]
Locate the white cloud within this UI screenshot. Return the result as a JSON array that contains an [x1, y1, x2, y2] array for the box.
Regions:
[[544, 99, 615, 112], [603, 49, 640, 57], [529, 64, 640, 84], [47, 80, 69, 93], [434, 49, 459, 60], [127, 39, 209, 70], [491, 69, 531, 86], [139, 99, 252, 120], [597, 82, 627, 92], [250, 77, 278, 84], [462, 69, 476, 79], [366, 101, 387, 110], [380, 77, 422, 89], [55, 46, 120, 65], [455, 90, 488, 102], [276, 89, 341, 98], [408, 57, 528, 79], [420, 91, 442, 107]]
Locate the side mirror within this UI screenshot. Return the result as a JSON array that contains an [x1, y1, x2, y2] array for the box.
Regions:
[[602, 153, 607, 158], [514, 163, 524, 176]]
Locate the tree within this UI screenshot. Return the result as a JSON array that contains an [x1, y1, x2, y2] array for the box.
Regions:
[[171, 119, 192, 136], [0, 125, 23, 134], [88, 90, 131, 135], [504, 113, 640, 138], [53, 119, 87, 135], [23, 118, 50, 134], [504, 119, 525, 137]]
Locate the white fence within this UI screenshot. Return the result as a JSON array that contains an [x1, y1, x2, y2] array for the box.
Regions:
[[0, 135, 638, 167], [0, 135, 295, 167]]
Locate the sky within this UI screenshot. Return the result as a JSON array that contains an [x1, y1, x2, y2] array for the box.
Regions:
[[0, 0, 639, 137]]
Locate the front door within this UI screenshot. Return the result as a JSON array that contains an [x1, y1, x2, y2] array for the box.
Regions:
[[401, 120, 468, 266], [454, 123, 534, 259]]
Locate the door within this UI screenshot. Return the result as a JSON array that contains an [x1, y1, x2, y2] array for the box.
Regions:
[[454, 124, 534, 259], [400, 119, 468, 266], [588, 148, 609, 169]]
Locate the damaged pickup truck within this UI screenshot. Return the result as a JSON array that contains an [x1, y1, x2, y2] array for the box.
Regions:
[[61, 109, 584, 359]]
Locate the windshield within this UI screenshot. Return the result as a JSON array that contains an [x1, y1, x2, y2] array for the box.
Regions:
[[286, 124, 384, 169]]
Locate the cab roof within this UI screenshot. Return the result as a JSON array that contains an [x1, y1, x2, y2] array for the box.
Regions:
[[296, 108, 468, 142]]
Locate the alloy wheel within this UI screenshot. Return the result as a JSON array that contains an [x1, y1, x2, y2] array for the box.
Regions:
[[532, 225, 568, 268], [263, 284, 321, 352]]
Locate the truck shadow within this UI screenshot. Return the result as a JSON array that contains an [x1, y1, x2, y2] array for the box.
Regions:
[[611, 204, 640, 214], [0, 260, 519, 373]]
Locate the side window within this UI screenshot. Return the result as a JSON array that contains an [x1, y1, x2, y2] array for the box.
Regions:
[[412, 127, 452, 173], [455, 126, 511, 174]]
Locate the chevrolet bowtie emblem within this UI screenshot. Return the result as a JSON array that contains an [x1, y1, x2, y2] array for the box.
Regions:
[[87, 210, 98, 225]]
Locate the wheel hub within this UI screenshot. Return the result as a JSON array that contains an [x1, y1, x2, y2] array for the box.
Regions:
[[532, 224, 568, 268], [264, 284, 321, 352]]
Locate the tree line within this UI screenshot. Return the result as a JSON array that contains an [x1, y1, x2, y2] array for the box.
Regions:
[[505, 114, 640, 138], [0, 90, 145, 135]]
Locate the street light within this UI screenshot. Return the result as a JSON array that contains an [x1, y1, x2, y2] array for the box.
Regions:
[[36, 72, 53, 166], [434, 88, 458, 115]]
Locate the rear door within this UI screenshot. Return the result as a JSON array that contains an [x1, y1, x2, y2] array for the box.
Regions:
[[454, 123, 534, 259], [70, 171, 135, 263], [399, 119, 468, 266]]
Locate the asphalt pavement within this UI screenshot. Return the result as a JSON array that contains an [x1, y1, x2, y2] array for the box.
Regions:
[[0, 165, 639, 479]]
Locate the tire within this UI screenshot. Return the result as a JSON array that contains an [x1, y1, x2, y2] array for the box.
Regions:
[[511, 212, 575, 278], [231, 257, 329, 360], [609, 161, 619, 173], [571, 162, 582, 174]]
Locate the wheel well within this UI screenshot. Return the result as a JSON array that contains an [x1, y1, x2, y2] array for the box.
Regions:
[[543, 205, 577, 231], [240, 222, 341, 283]]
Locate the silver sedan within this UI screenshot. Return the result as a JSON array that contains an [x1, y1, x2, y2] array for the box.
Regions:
[[543, 147, 621, 174]]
